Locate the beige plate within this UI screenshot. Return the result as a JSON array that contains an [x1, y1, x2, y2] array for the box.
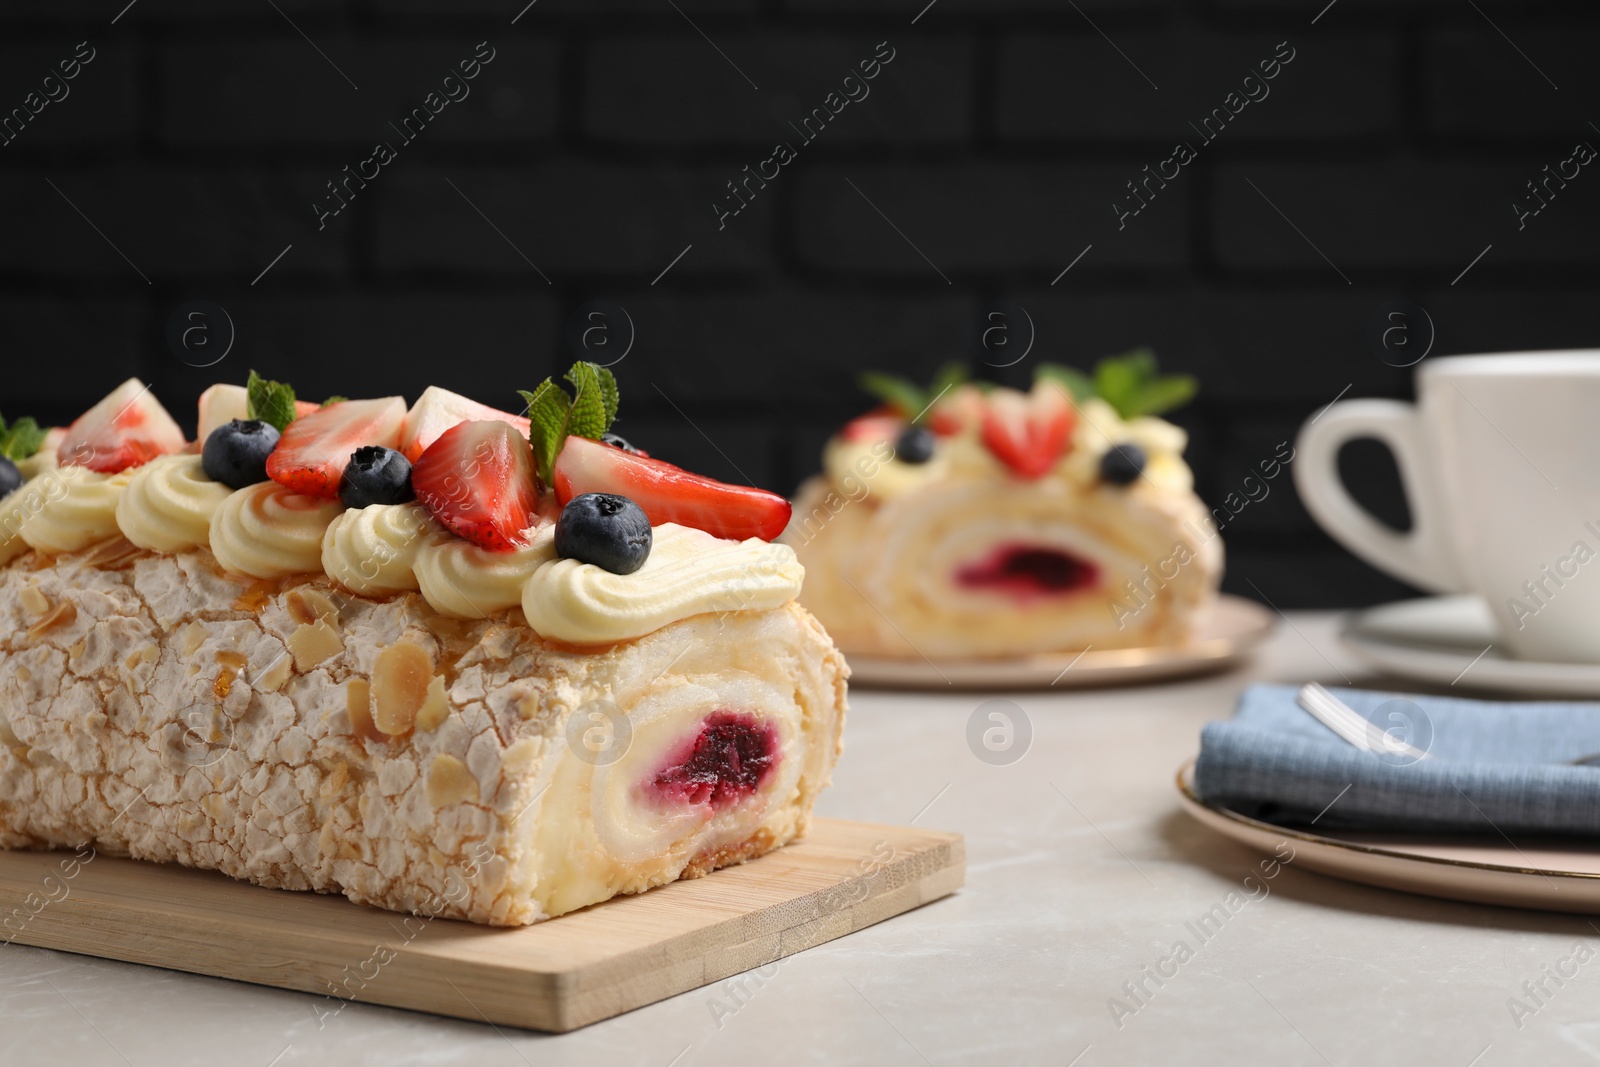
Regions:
[[1176, 761, 1600, 913], [845, 594, 1275, 691]]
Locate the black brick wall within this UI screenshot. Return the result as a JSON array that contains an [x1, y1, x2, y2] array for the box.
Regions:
[[3, 0, 1598, 608]]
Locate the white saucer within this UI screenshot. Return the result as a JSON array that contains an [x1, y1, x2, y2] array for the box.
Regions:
[[1340, 595, 1600, 697], [846, 594, 1274, 691], [1177, 761, 1600, 914]]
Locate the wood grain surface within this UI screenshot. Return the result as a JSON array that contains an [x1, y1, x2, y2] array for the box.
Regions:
[[0, 818, 964, 1031]]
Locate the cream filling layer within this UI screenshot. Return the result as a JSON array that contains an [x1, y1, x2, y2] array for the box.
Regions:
[[116, 455, 234, 553], [522, 523, 804, 645]]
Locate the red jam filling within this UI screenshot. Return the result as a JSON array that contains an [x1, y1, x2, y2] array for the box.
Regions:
[[954, 542, 1098, 600], [647, 711, 778, 811]]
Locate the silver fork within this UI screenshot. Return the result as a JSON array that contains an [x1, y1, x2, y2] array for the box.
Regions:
[[1295, 682, 1429, 762]]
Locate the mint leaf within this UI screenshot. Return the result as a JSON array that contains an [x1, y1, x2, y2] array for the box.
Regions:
[[861, 364, 971, 423], [1093, 355, 1145, 417], [859, 372, 925, 421], [1034, 363, 1095, 404], [1083, 349, 1196, 419], [1128, 375, 1197, 417], [0, 412, 46, 463], [518, 380, 570, 488], [0, 413, 47, 461], [247, 370, 297, 433], [519, 361, 624, 487], [596, 366, 619, 429], [927, 362, 968, 404], [564, 361, 610, 441]]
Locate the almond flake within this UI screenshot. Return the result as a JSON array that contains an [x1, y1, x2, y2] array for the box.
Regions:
[[414, 675, 450, 732], [286, 588, 341, 627], [425, 754, 479, 808], [371, 643, 434, 736], [346, 680, 377, 740], [288, 620, 343, 672], [255, 654, 292, 693], [80, 536, 142, 570], [19, 585, 50, 616], [232, 579, 276, 614], [180, 622, 208, 656], [25, 600, 75, 641]]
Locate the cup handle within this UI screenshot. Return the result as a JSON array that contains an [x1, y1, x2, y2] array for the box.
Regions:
[[1293, 399, 1462, 593]]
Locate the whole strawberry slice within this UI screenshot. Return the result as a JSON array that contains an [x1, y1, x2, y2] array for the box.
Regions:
[[412, 420, 540, 551], [839, 408, 904, 444], [196, 383, 320, 441], [265, 396, 405, 498], [399, 385, 532, 462], [927, 383, 987, 437], [553, 435, 791, 542], [58, 377, 187, 474], [980, 383, 1074, 480]]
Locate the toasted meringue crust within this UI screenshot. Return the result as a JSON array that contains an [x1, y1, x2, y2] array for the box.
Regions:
[[0, 543, 847, 926]]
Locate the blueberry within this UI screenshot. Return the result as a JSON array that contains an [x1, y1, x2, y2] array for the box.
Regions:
[[0, 457, 21, 500], [894, 424, 936, 465], [202, 419, 280, 489], [1100, 443, 1146, 486], [340, 446, 415, 508], [602, 432, 642, 455], [555, 492, 652, 575]]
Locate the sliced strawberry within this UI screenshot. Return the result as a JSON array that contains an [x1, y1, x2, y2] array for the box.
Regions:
[[58, 378, 187, 473], [400, 386, 532, 463], [412, 420, 540, 551], [840, 409, 905, 444], [196, 383, 247, 440], [927, 384, 987, 437], [980, 383, 1074, 480], [198, 383, 322, 440], [553, 435, 792, 542], [265, 396, 405, 498]]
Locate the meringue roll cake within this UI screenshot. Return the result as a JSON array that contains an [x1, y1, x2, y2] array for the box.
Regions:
[[787, 354, 1222, 659], [0, 366, 846, 926]]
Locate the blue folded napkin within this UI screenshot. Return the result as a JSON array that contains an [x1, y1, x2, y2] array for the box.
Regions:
[[1194, 685, 1600, 835]]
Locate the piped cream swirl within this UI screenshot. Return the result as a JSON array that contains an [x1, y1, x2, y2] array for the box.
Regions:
[[0, 476, 48, 565], [413, 525, 555, 619], [18, 466, 132, 554], [0, 448, 806, 644], [321, 503, 443, 595], [116, 455, 233, 553], [522, 523, 804, 645], [209, 482, 344, 579]]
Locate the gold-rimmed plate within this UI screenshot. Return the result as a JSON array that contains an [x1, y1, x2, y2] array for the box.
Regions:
[[845, 594, 1274, 691], [1176, 761, 1600, 913]]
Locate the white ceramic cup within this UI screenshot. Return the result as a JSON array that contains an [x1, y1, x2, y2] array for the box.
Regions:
[[1296, 351, 1600, 663]]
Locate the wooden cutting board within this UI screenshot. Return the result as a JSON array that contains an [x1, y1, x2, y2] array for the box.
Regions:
[[0, 818, 963, 1031]]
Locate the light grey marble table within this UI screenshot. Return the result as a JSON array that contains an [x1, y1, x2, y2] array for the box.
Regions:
[[6, 613, 1597, 1066]]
